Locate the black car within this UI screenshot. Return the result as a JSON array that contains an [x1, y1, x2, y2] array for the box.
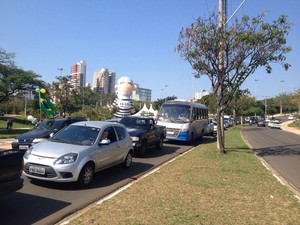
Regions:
[[119, 116, 166, 156], [12, 117, 86, 151]]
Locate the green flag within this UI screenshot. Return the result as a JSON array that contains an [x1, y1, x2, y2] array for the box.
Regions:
[[36, 88, 56, 116]]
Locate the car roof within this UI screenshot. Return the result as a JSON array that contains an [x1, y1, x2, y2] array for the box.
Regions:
[[44, 117, 86, 121], [71, 121, 126, 128]]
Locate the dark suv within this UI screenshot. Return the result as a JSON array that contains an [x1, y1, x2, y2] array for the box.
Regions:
[[12, 118, 86, 151]]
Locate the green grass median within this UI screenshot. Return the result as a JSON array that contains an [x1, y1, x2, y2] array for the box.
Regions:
[[0, 117, 33, 138], [66, 127, 300, 224]]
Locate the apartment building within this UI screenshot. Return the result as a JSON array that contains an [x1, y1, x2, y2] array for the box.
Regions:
[[132, 87, 151, 102], [92, 68, 116, 94], [70, 60, 86, 90]]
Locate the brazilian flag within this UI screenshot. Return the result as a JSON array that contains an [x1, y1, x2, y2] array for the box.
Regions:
[[35, 88, 56, 116]]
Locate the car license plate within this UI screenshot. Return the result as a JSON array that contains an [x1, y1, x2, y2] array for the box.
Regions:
[[19, 145, 29, 150], [29, 166, 45, 175], [167, 131, 174, 135]]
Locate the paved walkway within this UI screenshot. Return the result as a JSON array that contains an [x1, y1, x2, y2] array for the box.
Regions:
[[281, 120, 300, 135], [0, 138, 14, 151]]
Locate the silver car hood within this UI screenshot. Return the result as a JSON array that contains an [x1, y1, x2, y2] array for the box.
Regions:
[[31, 140, 89, 158]]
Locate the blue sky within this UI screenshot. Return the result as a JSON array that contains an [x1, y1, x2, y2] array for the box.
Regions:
[[1, 0, 299, 101]]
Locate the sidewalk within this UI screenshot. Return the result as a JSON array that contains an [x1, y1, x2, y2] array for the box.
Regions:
[[281, 120, 300, 135], [0, 138, 14, 151]]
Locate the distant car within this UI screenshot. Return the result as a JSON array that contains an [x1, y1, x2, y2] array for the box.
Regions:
[[205, 118, 214, 136], [0, 111, 4, 116], [23, 121, 134, 186], [288, 115, 295, 120], [213, 121, 217, 133], [257, 119, 266, 127], [268, 120, 281, 129], [224, 116, 232, 127], [12, 117, 86, 151], [224, 120, 229, 129]]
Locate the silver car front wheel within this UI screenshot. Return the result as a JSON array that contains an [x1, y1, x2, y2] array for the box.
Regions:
[[77, 163, 94, 187]]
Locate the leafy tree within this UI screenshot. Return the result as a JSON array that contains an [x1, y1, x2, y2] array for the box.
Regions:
[[229, 90, 253, 125], [176, 12, 291, 153], [153, 95, 177, 110], [51, 76, 77, 116], [291, 88, 300, 113], [197, 94, 217, 115], [0, 48, 45, 104]]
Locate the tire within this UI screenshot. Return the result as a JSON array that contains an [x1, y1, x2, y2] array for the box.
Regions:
[[156, 137, 163, 150], [139, 140, 147, 156], [77, 163, 94, 187], [122, 151, 133, 168], [189, 133, 194, 144]]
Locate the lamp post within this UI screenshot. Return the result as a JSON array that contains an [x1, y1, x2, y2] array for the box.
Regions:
[[254, 79, 259, 99], [280, 80, 284, 114], [263, 96, 269, 118], [164, 85, 168, 102], [57, 68, 64, 76]]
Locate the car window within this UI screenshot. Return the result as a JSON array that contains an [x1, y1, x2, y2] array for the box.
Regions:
[[105, 126, 118, 143], [115, 126, 127, 140], [51, 125, 100, 145]]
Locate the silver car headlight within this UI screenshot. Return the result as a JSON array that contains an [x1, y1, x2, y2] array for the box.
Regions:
[[23, 146, 34, 160], [32, 138, 47, 143], [13, 138, 19, 143], [131, 136, 140, 142], [54, 153, 78, 165]]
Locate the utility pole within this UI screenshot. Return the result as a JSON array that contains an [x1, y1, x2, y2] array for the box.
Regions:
[[217, 0, 226, 151], [280, 80, 284, 114], [254, 79, 259, 99], [57, 68, 64, 76], [263, 96, 269, 118]]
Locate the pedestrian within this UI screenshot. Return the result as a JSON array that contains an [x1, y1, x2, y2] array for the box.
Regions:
[[6, 118, 13, 129]]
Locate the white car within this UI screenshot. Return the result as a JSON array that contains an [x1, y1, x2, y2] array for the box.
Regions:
[[268, 120, 281, 129], [23, 121, 134, 187], [205, 118, 215, 136], [288, 115, 295, 120]]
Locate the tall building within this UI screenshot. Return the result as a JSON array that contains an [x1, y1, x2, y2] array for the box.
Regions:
[[70, 60, 86, 90], [92, 68, 116, 94], [132, 87, 151, 102], [195, 89, 210, 100]]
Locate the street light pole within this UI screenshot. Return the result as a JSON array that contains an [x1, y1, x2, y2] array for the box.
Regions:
[[280, 80, 284, 114], [164, 85, 168, 102], [57, 68, 64, 76], [254, 79, 259, 99], [263, 96, 269, 119]]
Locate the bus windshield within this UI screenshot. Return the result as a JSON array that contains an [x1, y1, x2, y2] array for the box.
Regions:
[[157, 104, 191, 123]]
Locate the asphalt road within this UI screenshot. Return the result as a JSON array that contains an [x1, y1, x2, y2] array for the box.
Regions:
[[0, 139, 205, 225], [242, 125, 300, 194]]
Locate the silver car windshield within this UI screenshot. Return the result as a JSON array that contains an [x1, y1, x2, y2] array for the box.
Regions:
[[51, 125, 100, 146]]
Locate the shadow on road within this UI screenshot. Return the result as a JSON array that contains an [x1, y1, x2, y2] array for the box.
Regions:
[[253, 144, 300, 157], [0, 192, 70, 225]]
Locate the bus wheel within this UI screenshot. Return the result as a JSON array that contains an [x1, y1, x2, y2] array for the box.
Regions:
[[189, 133, 194, 144]]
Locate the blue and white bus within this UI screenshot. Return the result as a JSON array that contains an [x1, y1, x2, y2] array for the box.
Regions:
[[156, 100, 208, 142]]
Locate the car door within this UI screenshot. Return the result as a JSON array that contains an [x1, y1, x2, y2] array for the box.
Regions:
[[95, 126, 122, 169]]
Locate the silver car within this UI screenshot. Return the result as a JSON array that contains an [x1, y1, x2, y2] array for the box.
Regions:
[[23, 121, 134, 186]]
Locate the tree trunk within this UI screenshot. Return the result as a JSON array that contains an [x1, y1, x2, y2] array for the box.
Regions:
[[216, 107, 226, 153], [232, 108, 237, 127]]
